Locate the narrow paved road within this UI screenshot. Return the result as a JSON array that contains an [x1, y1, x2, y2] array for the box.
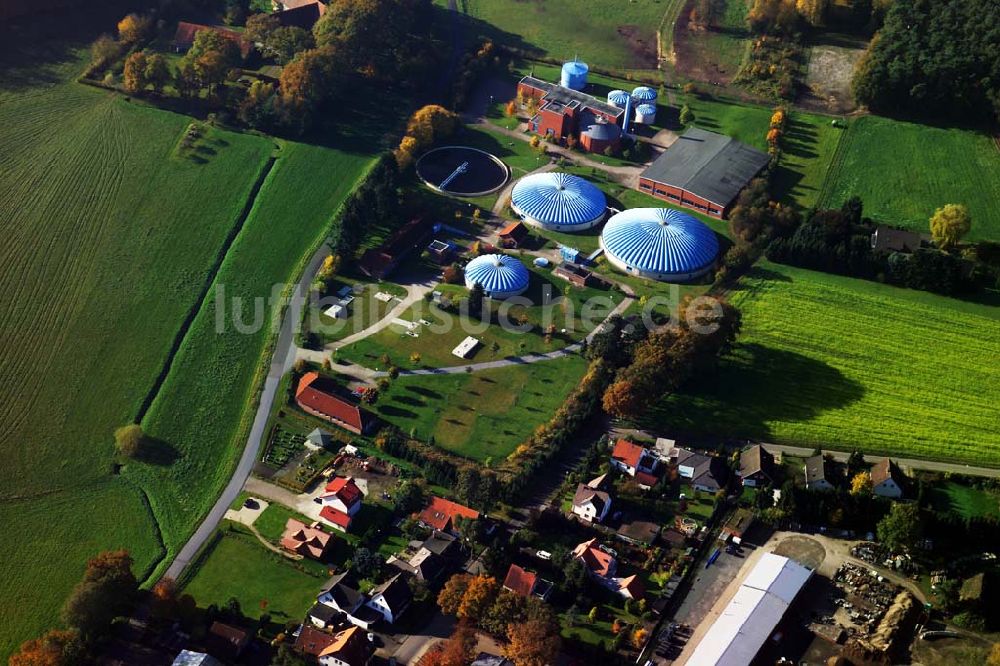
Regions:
[[163, 245, 330, 581]]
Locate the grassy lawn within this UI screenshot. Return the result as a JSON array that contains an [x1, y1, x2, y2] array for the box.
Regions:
[[180, 529, 325, 629], [369, 354, 589, 461], [646, 262, 1000, 465], [445, 0, 677, 72], [817, 115, 1000, 240], [928, 481, 1000, 521], [685, 94, 845, 210]]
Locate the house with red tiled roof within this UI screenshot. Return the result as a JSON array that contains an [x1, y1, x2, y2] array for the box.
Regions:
[[318, 476, 363, 532], [572, 538, 617, 579], [498, 221, 529, 249], [502, 563, 552, 601], [272, 0, 325, 29], [280, 519, 332, 560], [417, 496, 479, 536], [611, 439, 659, 487], [296, 372, 367, 435], [172, 22, 252, 59], [318, 625, 373, 666], [294, 625, 338, 659], [616, 574, 645, 600]]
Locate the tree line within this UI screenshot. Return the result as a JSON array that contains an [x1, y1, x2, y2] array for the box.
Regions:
[[852, 0, 1000, 123]]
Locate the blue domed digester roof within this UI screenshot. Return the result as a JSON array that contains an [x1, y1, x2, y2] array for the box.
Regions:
[[635, 103, 657, 116], [601, 208, 719, 280], [631, 86, 657, 103], [510, 172, 607, 231], [608, 90, 631, 108], [464, 254, 530, 298]]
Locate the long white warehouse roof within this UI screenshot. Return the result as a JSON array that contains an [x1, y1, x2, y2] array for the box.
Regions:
[[686, 552, 811, 666]]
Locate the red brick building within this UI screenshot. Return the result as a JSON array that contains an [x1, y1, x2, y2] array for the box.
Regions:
[[637, 127, 770, 219], [517, 76, 626, 154]]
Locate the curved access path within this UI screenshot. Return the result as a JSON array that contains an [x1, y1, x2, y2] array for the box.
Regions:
[[491, 161, 555, 216], [163, 244, 329, 582]]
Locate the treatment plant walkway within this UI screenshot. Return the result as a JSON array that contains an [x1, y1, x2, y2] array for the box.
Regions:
[[162, 245, 329, 582]]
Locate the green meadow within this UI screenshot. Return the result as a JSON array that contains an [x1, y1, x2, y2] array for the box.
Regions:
[[818, 115, 1000, 240], [648, 263, 1000, 464]]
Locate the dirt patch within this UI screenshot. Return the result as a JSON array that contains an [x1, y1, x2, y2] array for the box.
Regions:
[[803, 44, 864, 113], [772, 534, 827, 570], [672, 1, 747, 86], [617, 24, 659, 70]]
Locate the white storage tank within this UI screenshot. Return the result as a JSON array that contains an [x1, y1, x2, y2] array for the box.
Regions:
[[635, 103, 657, 125]]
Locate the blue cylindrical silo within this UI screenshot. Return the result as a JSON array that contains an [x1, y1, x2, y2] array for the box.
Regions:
[[561, 60, 589, 90]]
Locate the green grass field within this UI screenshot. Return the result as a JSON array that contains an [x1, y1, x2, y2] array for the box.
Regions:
[[446, 0, 678, 71], [647, 263, 1000, 464], [371, 354, 588, 461], [928, 482, 1000, 520], [817, 115, 1000, 240], [0, 16, 375, 658], [180, 529, 324, 628]]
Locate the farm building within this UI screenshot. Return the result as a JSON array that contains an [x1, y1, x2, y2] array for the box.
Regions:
[[600, 208, 720, 282], [172, 22, 252, 59], [464, 254, 530, 298], [510, 172, 607, 231], [359, 217, 432, 279], [638, 128, 769, 218], [517, 76, 627, 153], [686, 552, 811, 666], [295, 372, 367, 435], [871, 225, 925, 253]]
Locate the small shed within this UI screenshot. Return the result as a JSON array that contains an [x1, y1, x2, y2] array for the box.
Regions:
[[498, 221, 529, 249], [560, 245, 581, 263]]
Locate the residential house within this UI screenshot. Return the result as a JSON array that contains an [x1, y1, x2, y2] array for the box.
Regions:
[[172, 22, 251, 59], [572, 538, 617, 579], [615, 574, 646, 601], [318, 626, 373, 666], [738, 444, 776, 487], [295, 625, 339, 659], [871, 225, 924, 253], [388, 545, 446, 584], [272, 0, 325, 29], [417, 495, 480, 536], [616, 519, 661, 546], [365, 574, 412, 624], [672, 447, 728, 493], [419, 530, 461, 559], [804, 455, 835, 491], [317, 572, 366, 617], [318, 475, 364, 532], [654, 437, 676, 462], [502, 564, 553, 601], [172, 651, 222, 666], [498, 221, 529, 249], [281, 519, 333, 560], [611, 439, 659, 487], [205, 622, 250, 662], [572, 482, 611, 523], [306, 602, 341, 630], [296, 372, 367, 435], [871, 458, 905, 499]]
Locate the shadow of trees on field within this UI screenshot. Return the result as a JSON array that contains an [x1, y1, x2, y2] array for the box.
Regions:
[[639, 343, 866, 442], [134, 436, 181, 467]]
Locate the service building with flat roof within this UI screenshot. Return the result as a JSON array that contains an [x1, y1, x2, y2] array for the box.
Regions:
[[638, 128, 770, 219]]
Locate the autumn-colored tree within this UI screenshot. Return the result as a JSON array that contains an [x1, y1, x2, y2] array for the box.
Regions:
[[194, 50, 230, 93], [442, 264, 462, 284], [602, 379, 643, 418], [770, 108, 785, 127], [457, 575, 499, 620], [434, 619, 477, 666], [632, 627, 649, 649], [9, 629, 82, 666], [175, 61, 200, 98], [245, 13, 280, 44], [150, 577, 179, 619], [795, 0, 827, 26], [611, 618, 623, 634], [588, 606, 599, 622], [504, 619, 561, 666], [505, 100, 517, 117], [930, 203, 971, 251], [679, 104, 694, 125], [394, 135, 420, 169], [403, 104, 460, 151], [90, 34, 121, 69], [144, 54, 170, 94], [62, 550, 137, 638], [122, 51, 148, 93], [987, 642, 1000, 666], [850, 471, 872, 496], [410, 352, 422, 365], [114, 423, 144, 458], [766, 127, 781, 145], [117, 13, 152, 44], [437, 574, 471, 615]]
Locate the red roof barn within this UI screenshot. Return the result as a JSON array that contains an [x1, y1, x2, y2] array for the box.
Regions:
[[295, 372, 366, 434]]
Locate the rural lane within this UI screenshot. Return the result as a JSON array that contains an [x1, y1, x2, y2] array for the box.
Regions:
[[163, 245, 331, 581]]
